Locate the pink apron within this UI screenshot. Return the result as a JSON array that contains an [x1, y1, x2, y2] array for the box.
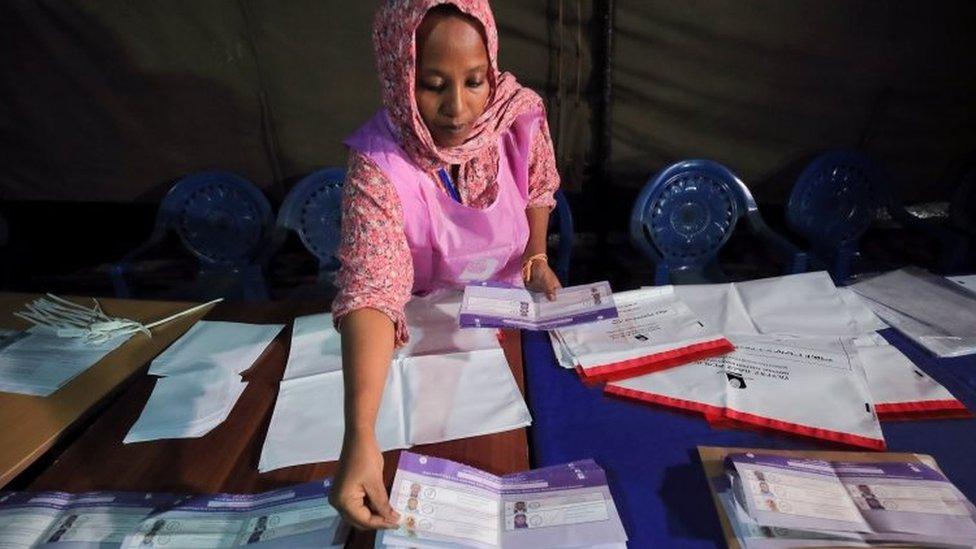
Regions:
[[345, 109, 540, 293]]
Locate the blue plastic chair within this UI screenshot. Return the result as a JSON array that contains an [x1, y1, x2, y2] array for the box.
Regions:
[[268, 167, 345, 290], [549, 189, 574, 284], [110, 171, 274, 301], [787, 149, 969, 281], [630, 159, 807, 285]]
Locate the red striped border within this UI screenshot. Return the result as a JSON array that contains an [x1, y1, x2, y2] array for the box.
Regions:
[[875, 399, 972, 421], [576, 338, 734, 384], [605, 384, 886, 451]]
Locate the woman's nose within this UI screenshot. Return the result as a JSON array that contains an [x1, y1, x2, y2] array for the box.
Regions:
[[440, 85, 463, 118]]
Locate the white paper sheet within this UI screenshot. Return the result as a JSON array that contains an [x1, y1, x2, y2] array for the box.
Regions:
[[608, 335, 884, 448], [124, 365, 248, 443], [852, 269, 976, 357], [733, 272, 864, 336], [259, 348, 531, 472], [0, 329, 129, 396], [148, 320, 284, 376]]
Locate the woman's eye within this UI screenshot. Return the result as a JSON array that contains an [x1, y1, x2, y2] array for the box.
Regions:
[[421, 81, 444, 92], [466, 80, 485, 89]]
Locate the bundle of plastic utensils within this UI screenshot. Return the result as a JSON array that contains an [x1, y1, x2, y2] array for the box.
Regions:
[[13, 294, 222, 344]]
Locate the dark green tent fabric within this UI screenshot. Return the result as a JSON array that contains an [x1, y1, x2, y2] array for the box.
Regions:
[[1, 0, 973, 204]]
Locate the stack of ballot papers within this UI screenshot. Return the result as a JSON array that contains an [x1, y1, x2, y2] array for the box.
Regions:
[[258, 295, 531, 472], [551, 286, 734, 383], [378, 451, 628, 548], [0, 480, 348, 548], [852, 267, 976, 358], [459, 281, 618, 331], [704, 449, 976, 548], [124, 320, 283, 443], [0, 328, 130, 396]]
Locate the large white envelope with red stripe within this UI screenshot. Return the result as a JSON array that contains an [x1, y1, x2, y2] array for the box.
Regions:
[[552, 287, 733, 383], [854, 334, 968, 420], [606, 334, 886, 450]]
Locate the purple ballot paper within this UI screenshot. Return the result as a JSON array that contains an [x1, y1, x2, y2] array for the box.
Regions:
[[0, 480, 348, 548], [720, 452, 976, 547], [459, 281, 618, 331], [379, 452, 628, 548]]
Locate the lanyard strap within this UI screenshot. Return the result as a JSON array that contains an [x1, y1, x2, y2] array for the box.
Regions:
[[437, 167, 463, 204]]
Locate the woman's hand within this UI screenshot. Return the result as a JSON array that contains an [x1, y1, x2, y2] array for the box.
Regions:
[[525, 260, 562, 301], [329, 433, 399, 530]]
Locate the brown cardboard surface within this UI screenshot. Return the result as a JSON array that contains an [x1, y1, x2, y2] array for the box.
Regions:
[[0, 293, 214, 487]]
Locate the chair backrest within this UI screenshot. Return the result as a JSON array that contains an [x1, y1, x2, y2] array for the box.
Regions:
[[276, 167, 345, 274], [549, 189, 573, 283], [157, 171, 274, 267], [786, 149, 888, 252], [630, 159, 746, 278]]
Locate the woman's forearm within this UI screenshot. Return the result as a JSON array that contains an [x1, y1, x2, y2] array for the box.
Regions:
[[339, 308, 396, 441], [523, 206, 551, 260]]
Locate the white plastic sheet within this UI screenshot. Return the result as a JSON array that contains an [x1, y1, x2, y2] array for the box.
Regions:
[[852, 268, 976, 357], [260, 308, 530, 472]]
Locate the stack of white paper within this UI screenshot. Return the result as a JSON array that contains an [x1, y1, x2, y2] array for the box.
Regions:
[[607, 334, 886, 449], [259, 311, 530, 472], [0, 329, 129, 396], [551, 287, 733, 383], [125, 320, 283, 443], [852, 268, 976, 357]]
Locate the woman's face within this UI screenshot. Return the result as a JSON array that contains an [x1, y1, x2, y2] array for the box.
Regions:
[[415, 10, 490, 148]]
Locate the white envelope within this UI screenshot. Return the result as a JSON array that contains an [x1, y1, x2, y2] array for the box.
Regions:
[[149, 320, 284, 376], [283, 313, 343, 381], [607, 335, 885, 449], [124, 365, 248, 443], [554, 287, 729, 380], [853, 333, 963, 416], [733, 272, 863, 336]]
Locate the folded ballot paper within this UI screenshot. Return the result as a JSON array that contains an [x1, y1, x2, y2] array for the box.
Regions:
[[0, 480, 348, 547], [258, 308, 531, 472], [459, 281, 618, 331], [550, 286, 733, 383], [703, 448, 976, 548], [378, 452, 628, 549], [124, 321, 283, 443], [607, 335, 886, 449], [852, 267, 976, 358]]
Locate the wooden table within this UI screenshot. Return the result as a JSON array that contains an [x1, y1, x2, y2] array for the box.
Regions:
[[27, 299, 530, 547], [0, 293, 215, 488]]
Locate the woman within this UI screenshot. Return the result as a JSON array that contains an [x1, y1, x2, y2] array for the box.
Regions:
[[329, 0, 562, 530]]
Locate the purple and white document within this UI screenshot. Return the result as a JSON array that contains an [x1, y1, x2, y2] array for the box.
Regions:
[[379, 452, 627, 549], [459, 281, 617, 331], [720, 452, 976, 548], [0, 480, 347, 548]]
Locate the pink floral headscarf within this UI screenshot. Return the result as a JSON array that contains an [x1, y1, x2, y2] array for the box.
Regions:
[[373, 0, 544, 171]]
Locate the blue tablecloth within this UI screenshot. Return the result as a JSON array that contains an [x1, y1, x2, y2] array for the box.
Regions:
[[522, 328, 976, 548]]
